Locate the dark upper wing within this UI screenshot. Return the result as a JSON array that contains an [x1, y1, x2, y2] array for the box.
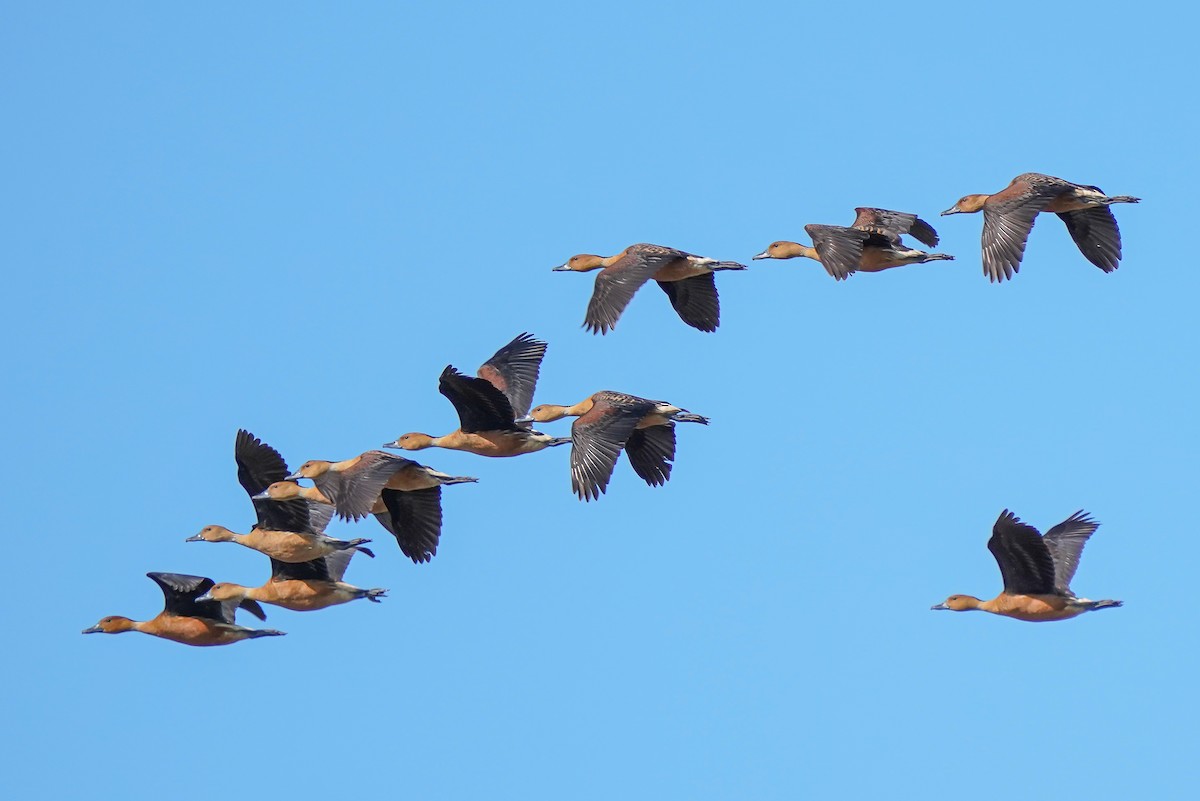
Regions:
[[986, 511, 1057, 595], [853, 207, 939, 247], [980, 183, 1056, 282], [570, 395, 656, 501], [235, 429, 313, 533], [379, 487, 443, 564], [1042, 510, 1100, 594], [477, 333, 548, 419], [270, 556, 332, 583], [584, 245, 684, 335], [1057, 207, 1122, 273], [624, 423, 676, 487], [148, 572, 226, 622], [805, 224, 867, 281], [438, 365, 520, 433], [656, 273, 720, 332]]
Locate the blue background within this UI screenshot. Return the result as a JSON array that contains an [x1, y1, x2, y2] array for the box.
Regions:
[[5, 3, 1195, 799]]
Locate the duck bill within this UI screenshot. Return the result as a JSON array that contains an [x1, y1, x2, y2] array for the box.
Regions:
[[939, 207, 961, 216], [81, 624, 103, 634], [184, 534, 204, 543], [752, 250, 771, 260], [930, 602, 950, 611]]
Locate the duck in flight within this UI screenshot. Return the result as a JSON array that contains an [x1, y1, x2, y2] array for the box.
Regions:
[[83, 572, 284, 646], [256, 466, 476, 564], [519, 391, 708, 501], [186, 429, 373, 562], [196, 550, 386, 612], [941, 172, 1140, 282], [553, 243, 746, 334], [384, 333, 569, 457], [932, 509, 1122, 622], [753, 207, 953, 281]]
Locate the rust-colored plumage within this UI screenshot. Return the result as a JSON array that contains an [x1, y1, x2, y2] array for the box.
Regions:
[[197, 551, 387, 612], [384, 333, 570, 458], [553, 243, 746, 334], [83, 572, 284, 646], [186, 430, 375, 562], [753, 207, 953, 280], [941, 172, 1140, 281], [522, 391, 709, 501], [932, 509, 1122, 622]]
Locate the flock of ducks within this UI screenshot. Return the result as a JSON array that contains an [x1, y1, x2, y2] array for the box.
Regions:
[[84, 172, 1139, 645]]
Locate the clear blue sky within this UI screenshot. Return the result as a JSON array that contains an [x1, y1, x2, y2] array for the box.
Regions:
[[5, 3, 1196, 799]]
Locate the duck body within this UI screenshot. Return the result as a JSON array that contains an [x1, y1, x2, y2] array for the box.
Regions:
[[932, 510, 1122, 623], [186, 524, 374, 564], [522, 390, 708, 500], [198, 552, 386, 613], [385, 334, 569, 459], [125, 614, 281, 646], [984, 593, 1120, 622], [941, 172, 1140, 281], [287, 450, 456, 521], [753, 208, 952, 280], [204, 579, 385, 612], [390, 428, 567, 458], [83, 573, 283, 647], [554, 243, 746, 334]]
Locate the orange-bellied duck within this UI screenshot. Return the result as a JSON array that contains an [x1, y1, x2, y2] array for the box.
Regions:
[[519, 391, 708, 501], [384, 333, 570, 458], [256, 467, 476, 564], [932, 509, 1122, 622], [941, 172, 1140, 281], [753, 208, 953, 281], [185, 430, 374, 563], [553, 243, 746, 334], [196, 550, 386, 612], [83, 572, 283, 646]]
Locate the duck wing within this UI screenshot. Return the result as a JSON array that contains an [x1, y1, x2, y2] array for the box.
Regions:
[[438, 365, 520, 433], [476, 333, 548, 420], [269, 556, 333, 583], [986, 511, 1057, 595], [235, 429, 317, 533], [379, 487, 443, 564], [656, 272, 720, 332], [1057, 207, 1122, 273], [980, 176, 1061, 282], [570, 393, 657, 501], [1042, 510, 1100, 595], [624, 423, 676, 487], [584, 244, 686, 335], [147, 572, 266, 624], [852, 207, 939, 247], [317, 451, 416, 523], [805, 224, 866, 281]]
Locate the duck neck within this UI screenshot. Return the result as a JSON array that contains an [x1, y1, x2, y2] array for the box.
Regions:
[[567, 398, 595, 417], [775, 242, 819, 261], [299, 485, 333, 504], [965, 596, 994, 613]]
